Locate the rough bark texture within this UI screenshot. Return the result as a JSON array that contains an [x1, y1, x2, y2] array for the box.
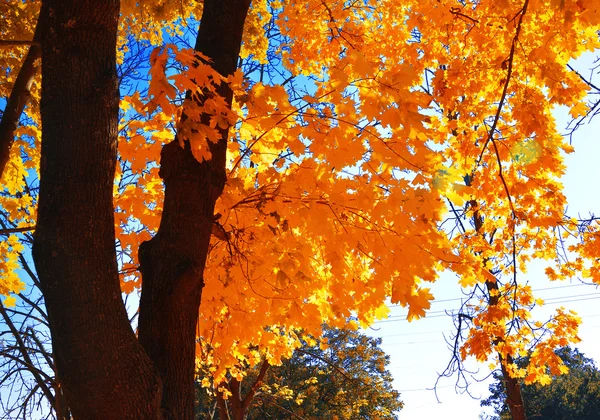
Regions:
[[500, 354, 527, 420], [0, 17, 42, 178], [32, 1, 162, 418], [137, 1, 251, 419]]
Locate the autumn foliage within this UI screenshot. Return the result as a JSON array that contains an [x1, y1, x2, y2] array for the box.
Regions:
[[1, 0, 600, 417]]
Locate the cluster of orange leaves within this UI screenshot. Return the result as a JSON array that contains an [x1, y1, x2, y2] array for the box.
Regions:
[[1, 0, 600, 387]]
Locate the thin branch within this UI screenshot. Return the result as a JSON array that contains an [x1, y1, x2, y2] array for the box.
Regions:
[[295, 348, 367, 387], [449, 7, 480, 24], [0, 226, 36, 235], [229, 89, 336, 175], [0, 302, 56, 407], [567, 63, 600, 92], [490, 138, 516, 218], [475, 0, 530, 168], [255, 395, 308, 420], [19, 254, 43, 290], [26, 327, 55, 369], [0, 352, 54, 385]]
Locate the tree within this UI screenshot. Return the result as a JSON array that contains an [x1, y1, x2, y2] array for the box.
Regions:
[[1, 0, 599, 418], [481, 347, 600, 420], [0, 283, 65, 419], [195, 326, 403, 419]]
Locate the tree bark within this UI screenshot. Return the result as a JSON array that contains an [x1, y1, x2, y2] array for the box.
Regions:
[[32, 1, 162, 418], [500, 354, 527, 420], [485, 275, 526, 420], [225, 360, 269, 420], [137, 1, 251, 419], [483, 270, 526, 420]]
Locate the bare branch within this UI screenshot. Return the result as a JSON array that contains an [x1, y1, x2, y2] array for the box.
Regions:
[[0, 226, 36, 236], [0, 302, 56, 408]]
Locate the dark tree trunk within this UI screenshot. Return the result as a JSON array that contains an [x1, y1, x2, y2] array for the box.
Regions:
[[32, 1, 162, 418], [137, 1, 251, 419], [485, 278, 526, 420], [500, 354, 527, 420], [485, 275, 526, 420]]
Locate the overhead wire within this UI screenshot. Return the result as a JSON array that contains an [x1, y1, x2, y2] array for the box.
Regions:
[[387, 283, 595, 308], [375, 288, 600, 324]]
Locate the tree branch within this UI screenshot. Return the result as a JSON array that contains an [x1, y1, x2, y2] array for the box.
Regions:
[[475, 0, 529, 168], [242, 359, 270, 412], [295, 348, 368, 387], [215, 388, 231, 420], [0, 17, 42, 178], [0, 226, 36, 235], [0, 40, 41, 47], [0, 301, 56, 408]]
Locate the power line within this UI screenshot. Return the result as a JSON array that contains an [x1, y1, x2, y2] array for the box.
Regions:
[[381, 293, 600, 321], [384, 339, 444, 347], [374, 293, 600, 324], [375, 329, 451, 338], [388, 283, 596, 308], [398, 384, 453, 392], [543, 292, 600, 302], [381, 324, 600, 347], [373, 312, 600, 341]]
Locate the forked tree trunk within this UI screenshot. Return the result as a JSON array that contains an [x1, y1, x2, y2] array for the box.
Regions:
[[137, 1, 251, 419], [33, 0, 251, 417], [215, 361, 270, 420], [32, 1, 162, 418]]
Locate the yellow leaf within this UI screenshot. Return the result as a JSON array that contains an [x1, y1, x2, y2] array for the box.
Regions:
[[3, 296, 16, 307]]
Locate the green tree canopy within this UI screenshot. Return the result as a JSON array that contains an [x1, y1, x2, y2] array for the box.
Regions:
[[481, 347, 600, 420], [196, 326, 403, 419]]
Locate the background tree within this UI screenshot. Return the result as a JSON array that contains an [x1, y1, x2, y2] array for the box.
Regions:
[[481, 347, 600, 420], [195, 326, 403, 420]]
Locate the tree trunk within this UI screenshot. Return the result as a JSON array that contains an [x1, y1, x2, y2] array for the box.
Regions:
[[484, 276, 526, 420], [469, 194, 526, 420], [137, 1, 251, 419], [500, 354, 527, 420], [32, 1, 162, 418]]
